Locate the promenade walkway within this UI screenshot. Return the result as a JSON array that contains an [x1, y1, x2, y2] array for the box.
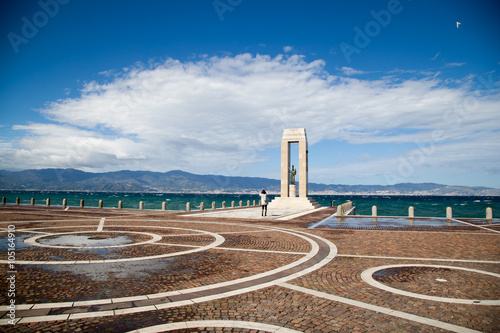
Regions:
[[0, 205, 499, 332]]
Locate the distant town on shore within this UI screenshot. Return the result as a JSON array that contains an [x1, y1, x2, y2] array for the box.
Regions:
[[1, 168, 498, 196]]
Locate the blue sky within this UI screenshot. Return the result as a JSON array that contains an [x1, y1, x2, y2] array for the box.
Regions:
[[1, 0, 499, 188]]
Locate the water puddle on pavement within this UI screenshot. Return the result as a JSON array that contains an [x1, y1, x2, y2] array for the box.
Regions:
[[38, 234, 133, 247], [309, 216, 462, 229]]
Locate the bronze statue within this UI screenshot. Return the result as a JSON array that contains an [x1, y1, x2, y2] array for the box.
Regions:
[[289, 165, 296, 185]]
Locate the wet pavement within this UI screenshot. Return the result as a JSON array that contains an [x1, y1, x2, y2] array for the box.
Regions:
[[0, 205, 499, 332]]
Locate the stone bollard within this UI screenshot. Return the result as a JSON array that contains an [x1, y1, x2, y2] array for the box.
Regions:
[[212, 201, 216, 210], [222, 201, 226, 209], [446, 207, 452, 220], [62, 199, 67, 209], [331, 200, 335, 207], [372, 205, 377, 217], [409, 206, 414, 218], [186, 202, 191, 211], [31, 198, 35, 205], [486, 207, 492, 220], [80, 199, 85, 208], [247, 200, 250, 207], [253, 200, 256, 206], [139, 201, 144, 210], [162, 202, 167, 211], [98, 200, 103, 209], [46, 198, 50, 207], [200, 202, 204, 211], [2, 197, 6, 205], [118, 200, 123, 209], [16, 197, 20, 205], [239, 200, 243, 207], [231, 201, 235, 208]]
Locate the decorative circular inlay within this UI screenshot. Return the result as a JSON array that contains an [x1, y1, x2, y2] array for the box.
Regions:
[[361, 264, 500, 305]]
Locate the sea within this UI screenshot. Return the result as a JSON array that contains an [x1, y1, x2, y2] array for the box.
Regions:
[[1, 190, 499, 219]]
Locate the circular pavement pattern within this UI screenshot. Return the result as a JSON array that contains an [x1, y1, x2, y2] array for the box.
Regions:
[[361, 264, 500, 305]]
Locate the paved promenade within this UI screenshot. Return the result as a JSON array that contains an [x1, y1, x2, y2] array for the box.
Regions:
[[0, 205, 499, 332]]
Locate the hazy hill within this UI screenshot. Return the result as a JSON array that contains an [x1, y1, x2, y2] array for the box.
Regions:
[[0, 168, 498, 196]]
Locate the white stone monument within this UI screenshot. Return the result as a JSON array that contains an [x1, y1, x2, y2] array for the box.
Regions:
[[268, 128, 320, 209]]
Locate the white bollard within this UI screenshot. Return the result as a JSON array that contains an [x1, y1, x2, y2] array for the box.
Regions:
[[212, 201, 216, 210], [446, 207, 452, 220], [200, 202, 204, 211], [231, 201, 235, 208], [139, 201, 144, 210], [486, 207, 492, 220], [222, 201, 226, 209], [62, 199, 67, 209], [372, 205, 377, 217], [162, 202, 167, 211], [118, 200, 123, 209], [186, 202, 191, 211], [409, 206, 414, 218], [98, 200, 103, 209]]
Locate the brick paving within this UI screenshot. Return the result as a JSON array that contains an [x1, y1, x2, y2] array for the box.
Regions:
[[0, 205, 499, 332]]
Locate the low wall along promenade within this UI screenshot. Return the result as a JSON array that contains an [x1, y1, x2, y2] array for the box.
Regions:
[[1, 196, 496, 220]]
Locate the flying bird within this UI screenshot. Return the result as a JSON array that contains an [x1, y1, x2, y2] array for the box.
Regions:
[[456, 22, 461, 28]]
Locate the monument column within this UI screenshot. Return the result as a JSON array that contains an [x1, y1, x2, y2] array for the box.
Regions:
[[280, 140, 290, 197], [298, 139, 308, 197]]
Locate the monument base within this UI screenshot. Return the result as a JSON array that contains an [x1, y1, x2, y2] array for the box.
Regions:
[[268, 197, 321, 210]]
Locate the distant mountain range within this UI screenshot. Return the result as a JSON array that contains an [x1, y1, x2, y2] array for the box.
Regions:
[[0, 168, 499, 196]]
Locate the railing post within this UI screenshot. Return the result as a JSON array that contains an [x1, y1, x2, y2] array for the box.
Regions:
[[139, 201, 144, 210], [162, 202, 167, 211], [118, 200, 123, 209], [16, 197, 20, 205], [239, 200, 243, 207], [186, 202, 191, 211], [222, 201, 226, 209], [247, 200, 250, 207], [46, 198, 50, 207], [98, 200, 103, 209], [372, 205, 377, 217], [31, 198, 35, 205], [446, 207, 452, 220], [409, 206, 414, 218], [80, 199, 84, 208], [62, 198, 67, 209], [486, 207, 492, 220], [2, 197, 6, 205], [231, 201, 235, 208], [200, 202, 204, 211], [331, 200, 335, 207], [253, 200, 256, 206], [212, 201, 216, 210]]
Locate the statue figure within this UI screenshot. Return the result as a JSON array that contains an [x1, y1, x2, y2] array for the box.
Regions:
[[289, 165, 297, 185]]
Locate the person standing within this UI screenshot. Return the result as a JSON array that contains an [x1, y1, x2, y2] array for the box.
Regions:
[[259, 189, 268, 216]]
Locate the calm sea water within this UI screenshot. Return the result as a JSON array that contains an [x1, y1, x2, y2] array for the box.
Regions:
[[1, 190, 499, 219]]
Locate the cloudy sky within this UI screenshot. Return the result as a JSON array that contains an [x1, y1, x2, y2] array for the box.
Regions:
[[1, 0, 499, 187]]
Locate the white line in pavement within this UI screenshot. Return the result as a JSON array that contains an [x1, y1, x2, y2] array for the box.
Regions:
[[336, 254, 500, 264], [97, 218, 105, 232], [125, 320, 303, 333], [280, 283, 481, 333]]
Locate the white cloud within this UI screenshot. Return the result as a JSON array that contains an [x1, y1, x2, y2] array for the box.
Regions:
[[445, 62, 466, 67], [339, 66, 365, 76], [2, 53, 500, 182], [283, 46, 293, 53]]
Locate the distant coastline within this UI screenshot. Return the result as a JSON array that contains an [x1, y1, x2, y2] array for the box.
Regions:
[[0, 168, 499, 196]]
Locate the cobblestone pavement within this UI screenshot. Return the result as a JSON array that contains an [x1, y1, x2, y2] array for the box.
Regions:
[[0, 205, 499, 332]]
